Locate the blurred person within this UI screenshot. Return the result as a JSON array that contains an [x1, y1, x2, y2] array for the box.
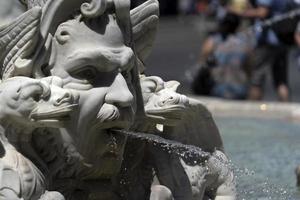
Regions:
[[196, 0, 209, 14], [229, 0, 293, 101], [178, 0, 198, 14], [205, 0, 228, 20], [192, 13, 252, 99], [229, 0, 248, 13], [178, 0, 190, 14], [294, 22, 300, 72], [295, 22, 300, 43]]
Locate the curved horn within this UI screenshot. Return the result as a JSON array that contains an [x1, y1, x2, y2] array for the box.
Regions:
[[40, 0, 90, 38], [114, 0, 131, 46], [81, 0, 113, 18]]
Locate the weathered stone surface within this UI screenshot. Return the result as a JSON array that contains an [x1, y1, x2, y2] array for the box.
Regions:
[[0, 0, 236, 199], [0, 0, 25, 26]]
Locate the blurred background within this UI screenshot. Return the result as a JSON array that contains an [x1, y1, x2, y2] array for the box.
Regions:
[[133, 0, 300, 103]]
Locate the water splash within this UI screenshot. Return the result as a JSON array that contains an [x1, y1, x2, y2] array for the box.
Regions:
[[230, 164, 294, 200], [112, 129, 295, 199], [111, 129, 211, 163]]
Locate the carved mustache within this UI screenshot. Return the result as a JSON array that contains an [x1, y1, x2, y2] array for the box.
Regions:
[[97, 103, 120, 122]]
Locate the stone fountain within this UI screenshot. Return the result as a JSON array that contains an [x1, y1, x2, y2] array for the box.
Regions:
[[0, 0, 236, 199]]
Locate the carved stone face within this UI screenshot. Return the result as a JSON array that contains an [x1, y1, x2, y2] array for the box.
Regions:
[[0, 76, 78, 130], [140, 76, 189, 126], [48, 14, 136, 177]]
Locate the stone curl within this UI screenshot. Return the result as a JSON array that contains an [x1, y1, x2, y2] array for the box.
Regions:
[[80, 0, 113, 18]]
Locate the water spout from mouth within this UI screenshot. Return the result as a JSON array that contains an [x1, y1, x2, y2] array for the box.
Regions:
[[111, 129, 211, 164]]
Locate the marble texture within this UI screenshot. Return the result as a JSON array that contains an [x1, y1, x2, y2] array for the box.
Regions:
[[0, 0, 236, 199]]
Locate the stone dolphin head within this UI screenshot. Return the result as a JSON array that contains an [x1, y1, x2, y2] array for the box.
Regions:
[[0, 76, 78, 130]]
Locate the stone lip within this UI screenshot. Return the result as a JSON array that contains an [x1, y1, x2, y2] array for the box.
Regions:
[[191, 96, 300, 122]]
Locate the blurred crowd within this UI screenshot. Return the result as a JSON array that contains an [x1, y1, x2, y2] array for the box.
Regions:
[[133, 0, 300, 102], [190, 0, 300, 102]]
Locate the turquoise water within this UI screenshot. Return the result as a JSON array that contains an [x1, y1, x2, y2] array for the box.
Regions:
[[215, 117, 300, 200]]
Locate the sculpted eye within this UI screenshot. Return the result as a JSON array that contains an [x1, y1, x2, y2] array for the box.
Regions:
[[32, 85, 45, 101], [23, 85, 44, 102], [32, 92, 42, 102], [60, 30, 69, 36], [145, 80, 158, 93], [71, 66, 97, 83]]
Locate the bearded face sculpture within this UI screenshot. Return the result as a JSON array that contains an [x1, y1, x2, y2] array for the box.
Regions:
[[0, 0, 154, 199], [48, 8, 137, 179], [0, 0, 236, 200]]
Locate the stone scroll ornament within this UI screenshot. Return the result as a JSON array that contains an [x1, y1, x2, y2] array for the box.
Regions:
[[0, 0, 236, 199]]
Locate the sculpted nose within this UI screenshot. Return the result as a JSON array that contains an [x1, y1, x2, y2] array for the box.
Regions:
[[54, 90, 72, 106], [105, 73, 134, 107]]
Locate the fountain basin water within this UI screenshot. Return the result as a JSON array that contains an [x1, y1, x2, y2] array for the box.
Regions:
[[215, 117, 300, 199]]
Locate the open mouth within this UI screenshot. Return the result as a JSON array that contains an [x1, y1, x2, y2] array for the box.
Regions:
[[30, 104, 78, 123], [92, 105, 134, 130]]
